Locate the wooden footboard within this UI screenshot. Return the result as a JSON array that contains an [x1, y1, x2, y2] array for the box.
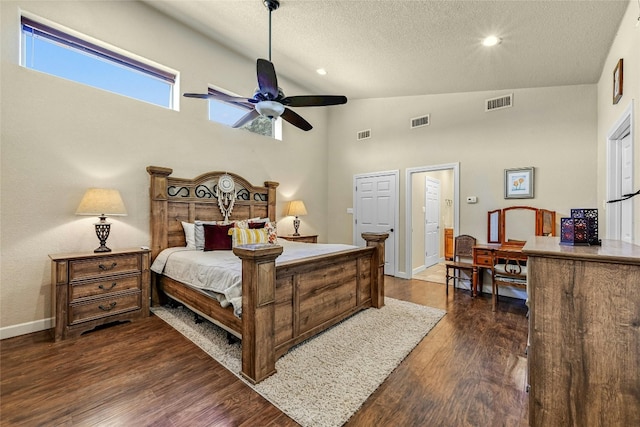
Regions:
[[234, 232, 387, 383], [153, 232, 387, 384]]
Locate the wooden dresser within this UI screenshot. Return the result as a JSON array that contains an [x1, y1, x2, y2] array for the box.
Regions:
[[49, 248, 150, 341], [523, 237, 640, 426]]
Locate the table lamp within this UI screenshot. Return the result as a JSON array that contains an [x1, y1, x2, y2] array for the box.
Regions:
[[286, 200, 307, 236], [76, 188, 127, 252]]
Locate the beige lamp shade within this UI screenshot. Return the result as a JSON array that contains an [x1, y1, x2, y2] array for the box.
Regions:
[[285, 200, 307, 217], [76, 188, 127, 216]]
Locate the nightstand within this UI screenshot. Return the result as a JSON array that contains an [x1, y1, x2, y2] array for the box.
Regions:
[[279, 234, 318, 243], [49, 248, 150, 341]]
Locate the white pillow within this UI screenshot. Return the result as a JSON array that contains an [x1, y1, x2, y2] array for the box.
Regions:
[[181, 222, 196, 249], [194, 220, 218, 250]]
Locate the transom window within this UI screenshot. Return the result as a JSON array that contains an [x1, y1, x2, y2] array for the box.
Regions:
[[20, 15, 177, 110], [208, 87, 282, 140]]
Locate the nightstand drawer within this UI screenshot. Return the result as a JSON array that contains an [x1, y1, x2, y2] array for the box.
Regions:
[[70, 275, 141, 302], [69, 290, 141, 325], [69, 253, 140, 282]]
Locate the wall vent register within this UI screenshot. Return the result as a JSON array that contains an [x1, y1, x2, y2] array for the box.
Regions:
[[485, 94, 513, 112], [357, 129, 372, 140]]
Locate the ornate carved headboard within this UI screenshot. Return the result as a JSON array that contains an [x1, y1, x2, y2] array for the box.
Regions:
[[147, 166, 279, 260]]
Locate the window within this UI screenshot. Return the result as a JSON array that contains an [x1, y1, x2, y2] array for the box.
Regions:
[[20, 15, 177, 110], [207, 87, 282, 140]]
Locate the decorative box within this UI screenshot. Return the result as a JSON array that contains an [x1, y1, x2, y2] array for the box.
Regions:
[[560, 208, 601, 246]]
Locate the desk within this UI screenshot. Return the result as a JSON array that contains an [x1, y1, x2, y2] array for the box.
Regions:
[[472, 243, 526, 295]]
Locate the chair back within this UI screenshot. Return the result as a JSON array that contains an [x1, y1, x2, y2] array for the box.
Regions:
[[454, 235, 476, 261]]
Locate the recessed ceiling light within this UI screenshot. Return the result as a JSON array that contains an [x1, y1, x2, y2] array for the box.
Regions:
[[316, 68, 327, 76], [482, 36, 502, 47]]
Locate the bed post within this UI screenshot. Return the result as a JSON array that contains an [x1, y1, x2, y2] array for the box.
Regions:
[[264, 181, 279, 222], [232, 243, 284, 384], [362, 232, 389, 309], [146, 166, 173, 260]]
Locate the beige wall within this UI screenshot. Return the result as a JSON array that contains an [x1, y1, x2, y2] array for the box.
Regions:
[[0, 1, 330, 336], [327, 85, 598, 277], [597, 0, 639, 242]]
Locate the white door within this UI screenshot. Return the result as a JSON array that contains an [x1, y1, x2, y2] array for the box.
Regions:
[[424, 176, 440, 268], [354, 173, 397, 275], [620, 132, 634, 243]]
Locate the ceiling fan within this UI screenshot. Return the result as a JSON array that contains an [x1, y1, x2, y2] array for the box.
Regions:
[[183, 0, 347, 131]]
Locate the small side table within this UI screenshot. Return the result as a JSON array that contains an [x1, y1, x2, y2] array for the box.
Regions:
[[279, 234, 318, 243], [49, 247, 150, 341]]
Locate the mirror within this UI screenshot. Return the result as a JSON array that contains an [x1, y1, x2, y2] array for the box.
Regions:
[[503, 206, 537, 243], [487, 206, 556, 245], [487, 209, 502, 243], [537, 209, 556, 236]]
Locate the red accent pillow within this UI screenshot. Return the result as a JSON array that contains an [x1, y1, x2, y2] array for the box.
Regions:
[[248, 221, 266, 229], [203, 223, 234, 251]]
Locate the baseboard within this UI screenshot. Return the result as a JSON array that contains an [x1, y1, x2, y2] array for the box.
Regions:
[[0, 317, 53, 340], [412, 265, 426, 275]]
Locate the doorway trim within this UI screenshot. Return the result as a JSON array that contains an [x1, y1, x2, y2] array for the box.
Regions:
[[606, 100, 634, 241], [405, 163, 460, 279]]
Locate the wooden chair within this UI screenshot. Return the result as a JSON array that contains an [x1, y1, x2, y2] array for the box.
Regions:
[[491, 243, 528, 312], [444, 235, 476, 295]]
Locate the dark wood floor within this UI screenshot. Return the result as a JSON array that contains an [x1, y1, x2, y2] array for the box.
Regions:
[[1, 277, 529, 426]]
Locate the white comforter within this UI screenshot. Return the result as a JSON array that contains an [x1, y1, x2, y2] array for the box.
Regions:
[[150, 240, 357, 317]]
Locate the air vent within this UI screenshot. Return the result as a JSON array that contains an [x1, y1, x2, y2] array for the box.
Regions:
[[357, 129, 371, 140], [485, 94, 513, 112], [410, 115, 430, 129]]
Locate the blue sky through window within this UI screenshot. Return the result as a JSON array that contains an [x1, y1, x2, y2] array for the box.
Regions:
[[22, 27, 173, 108]]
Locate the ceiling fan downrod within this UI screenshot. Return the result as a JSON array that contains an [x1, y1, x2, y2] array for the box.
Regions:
[[263, 0, 279, 61]]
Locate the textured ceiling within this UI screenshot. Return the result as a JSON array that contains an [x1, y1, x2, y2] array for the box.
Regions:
[[145, 0, 630, 100]]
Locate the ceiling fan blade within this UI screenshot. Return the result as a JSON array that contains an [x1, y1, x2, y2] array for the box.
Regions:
[[257, 59, 279, 99], [184, 92, 255, 105], [281, 95, 348, 107], [281, 108, 313, 131], [232, 109, 261, 128]]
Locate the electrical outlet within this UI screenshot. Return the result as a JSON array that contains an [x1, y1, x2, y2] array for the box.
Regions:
[[466, 196, 478, 204]]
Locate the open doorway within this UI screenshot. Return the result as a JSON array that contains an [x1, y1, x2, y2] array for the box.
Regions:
[[405, 163, 460, 279]]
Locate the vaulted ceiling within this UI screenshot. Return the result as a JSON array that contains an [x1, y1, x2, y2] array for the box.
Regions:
[[145, 0, 630, 100]]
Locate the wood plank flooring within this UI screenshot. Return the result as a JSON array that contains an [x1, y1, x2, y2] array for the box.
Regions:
[[1, 277, 528, 426]]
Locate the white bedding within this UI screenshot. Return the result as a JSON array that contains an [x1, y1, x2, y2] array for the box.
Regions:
[[150, 240, 358, 317]]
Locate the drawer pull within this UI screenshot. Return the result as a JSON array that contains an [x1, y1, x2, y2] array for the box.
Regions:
[[98, 302, 117, 311], [98, 282, 117, 291], [98, 262, 117, 271]]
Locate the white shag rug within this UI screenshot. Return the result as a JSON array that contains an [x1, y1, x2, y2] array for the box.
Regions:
[[152, 298, 446, 427]]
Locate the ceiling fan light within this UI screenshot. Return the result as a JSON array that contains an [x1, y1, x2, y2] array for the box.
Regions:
[[256, 100, 285, 118]]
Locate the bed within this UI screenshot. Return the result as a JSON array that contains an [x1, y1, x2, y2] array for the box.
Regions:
[[147, 166, 388, 383]]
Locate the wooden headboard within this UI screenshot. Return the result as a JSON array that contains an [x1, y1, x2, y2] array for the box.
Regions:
[[147, 166, 278, 260]]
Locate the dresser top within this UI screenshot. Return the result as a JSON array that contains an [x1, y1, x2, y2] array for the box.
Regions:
[[523, 236, 640, 265], [49, 247, 149, 261]]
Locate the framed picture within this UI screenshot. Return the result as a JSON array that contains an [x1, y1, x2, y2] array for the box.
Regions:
[[613, 58, 623, 105], [504, 167, 534, 199]]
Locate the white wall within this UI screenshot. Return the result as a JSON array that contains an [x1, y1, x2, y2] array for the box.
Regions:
[[327, 85, 598, 277], [0, 0, 331, 335], [597, 0, 639, 242]]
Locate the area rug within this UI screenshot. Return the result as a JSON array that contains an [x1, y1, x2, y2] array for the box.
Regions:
[[151, 298, 445, 427]]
